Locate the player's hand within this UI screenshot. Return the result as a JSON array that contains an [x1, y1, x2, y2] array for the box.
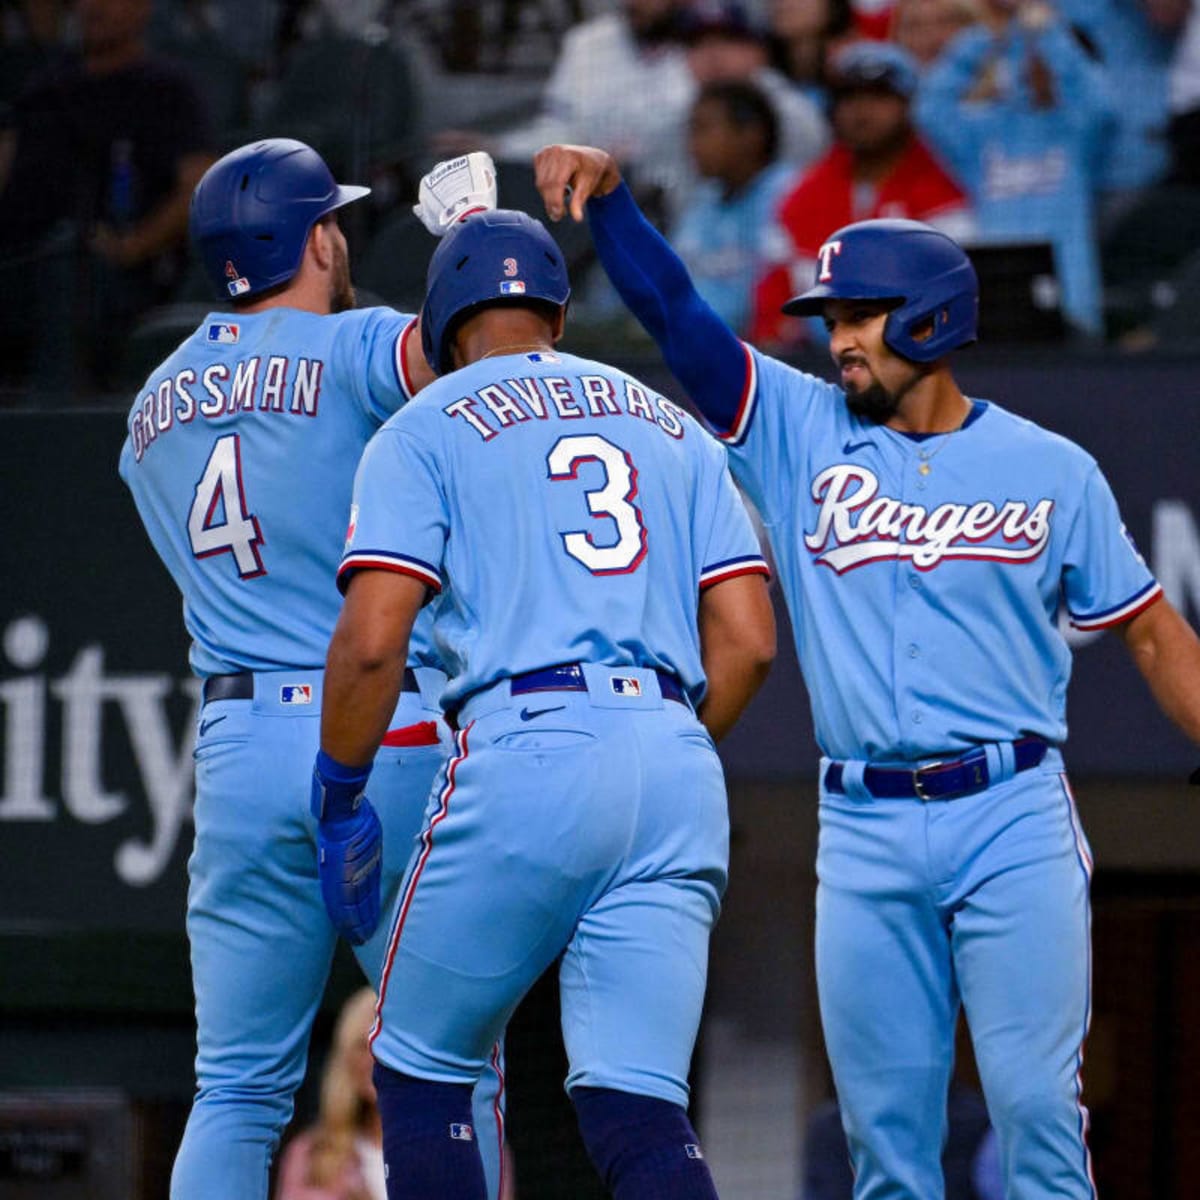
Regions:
[[534, 144, 623, 224], [311, 752, 383, 945], [413, 151, 497, 236]]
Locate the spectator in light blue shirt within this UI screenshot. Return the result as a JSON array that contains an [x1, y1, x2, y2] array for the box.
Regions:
[[1054, 0, 1188, 197], [915, 0, 1117, 336], [671, 78, 797, 335]]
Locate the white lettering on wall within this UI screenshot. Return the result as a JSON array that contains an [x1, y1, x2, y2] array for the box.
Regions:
[[0, 615, 198, 888]]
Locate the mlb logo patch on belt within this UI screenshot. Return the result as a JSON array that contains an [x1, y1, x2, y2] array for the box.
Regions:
[[280, 684, 312, 705], [610, 676, 642, 697], [449, 1123, 474, 1141]]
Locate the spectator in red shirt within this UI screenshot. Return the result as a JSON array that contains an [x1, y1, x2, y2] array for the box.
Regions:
[[749, 39, 972, 346]]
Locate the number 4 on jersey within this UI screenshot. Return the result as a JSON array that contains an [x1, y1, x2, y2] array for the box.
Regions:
[[188, 434, 266, 578]]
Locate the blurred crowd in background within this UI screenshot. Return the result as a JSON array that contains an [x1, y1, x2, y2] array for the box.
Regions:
[[3, 0, 1200, 404]]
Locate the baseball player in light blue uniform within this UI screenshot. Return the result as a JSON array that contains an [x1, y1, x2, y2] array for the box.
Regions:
[[119, 139, 504, 1200], [312, 208, 776, 1199], [532, 146, 1200, 1200]]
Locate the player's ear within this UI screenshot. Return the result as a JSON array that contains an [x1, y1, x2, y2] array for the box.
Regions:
[[309, 218, 335, 272], [550, 303, 567, 344]]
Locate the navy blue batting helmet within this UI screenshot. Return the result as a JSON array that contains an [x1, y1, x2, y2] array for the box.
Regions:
[[783, 218, 978, 362], [189, 138, 369, 301], [421, 208, 570, 373]]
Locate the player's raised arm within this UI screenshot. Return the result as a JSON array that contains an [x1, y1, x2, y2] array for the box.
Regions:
[[534, 143, 750, 437], [697, 573, 776, 742]]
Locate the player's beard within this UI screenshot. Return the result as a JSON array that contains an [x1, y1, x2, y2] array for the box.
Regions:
[[331, 239, 357, 313], [843, 364, 925, 424], [844, 378, 900, 423]]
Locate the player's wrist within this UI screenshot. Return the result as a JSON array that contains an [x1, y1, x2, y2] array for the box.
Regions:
[[311, 749, 373, 821]]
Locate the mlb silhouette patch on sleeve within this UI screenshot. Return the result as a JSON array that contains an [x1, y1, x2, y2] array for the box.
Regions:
[[207, 322, 240, 344]]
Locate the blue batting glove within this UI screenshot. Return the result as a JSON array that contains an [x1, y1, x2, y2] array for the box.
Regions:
[[311, 750, 382, 945]]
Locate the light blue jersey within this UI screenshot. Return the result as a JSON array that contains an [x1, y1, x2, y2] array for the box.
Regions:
[[724, 348, 1160, 762], [345, 345, 768, 1141], [584, 176, 1145, 1200], [119, 305, 505, 1200], [119, 307, 437, 674], [340, 349, 768, 710]]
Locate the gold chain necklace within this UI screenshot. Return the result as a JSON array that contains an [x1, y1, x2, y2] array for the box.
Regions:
[[477, 344, 551, 360], [915, 425, 963, 476], [916, 434, 955, 475]]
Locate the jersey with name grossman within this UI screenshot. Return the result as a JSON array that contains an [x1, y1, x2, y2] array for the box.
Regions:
[[339, 349, 769, 710], [720, 348, 1161, 761], [119, 307, 439, 675]]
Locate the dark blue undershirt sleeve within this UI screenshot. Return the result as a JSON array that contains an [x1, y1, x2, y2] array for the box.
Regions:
[[587, 182, 749, 434]]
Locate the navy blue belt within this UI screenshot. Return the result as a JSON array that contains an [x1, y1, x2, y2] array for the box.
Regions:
[[203, 668, 420, 705], [824, 737, 1048, 801], [508, 663, 686, 705]]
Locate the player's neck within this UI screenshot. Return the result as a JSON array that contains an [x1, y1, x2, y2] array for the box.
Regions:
[[886, 370, 970, 435], [239, 279, 332, 317], [477, 342, 553, 360], [457, 309, 561, 367]]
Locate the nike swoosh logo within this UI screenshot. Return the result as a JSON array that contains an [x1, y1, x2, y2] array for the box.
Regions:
[[199, 715, 227, 737], [519, 705, 566, 721], [843, 439, 874, 454]]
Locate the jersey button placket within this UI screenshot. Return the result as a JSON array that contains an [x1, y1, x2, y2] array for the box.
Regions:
[[895, 454, 931, 748]]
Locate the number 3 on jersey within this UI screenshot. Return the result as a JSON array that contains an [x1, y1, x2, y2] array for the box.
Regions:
[[188, 434, 266, 578], [547, 433, 647, 575]]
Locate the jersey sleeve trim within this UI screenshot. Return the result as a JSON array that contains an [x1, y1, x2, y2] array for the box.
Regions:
[[396, 317, 419, 400], [700, 554, 771, 590], [337, 551, 442, 594], [1069, 580, 1163, 631], [712, 342, 759, 446]]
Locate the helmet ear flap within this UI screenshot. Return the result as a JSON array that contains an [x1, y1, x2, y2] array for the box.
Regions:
[[882, 263, 979, 363]]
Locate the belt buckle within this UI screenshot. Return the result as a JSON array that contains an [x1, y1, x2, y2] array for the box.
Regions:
[[912, 760, 944, 801]]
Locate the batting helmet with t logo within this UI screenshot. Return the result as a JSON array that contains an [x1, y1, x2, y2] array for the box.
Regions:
[[189, 138, 369, 301], [421, 208, 571, 374], [783, 218, 978, 363]]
